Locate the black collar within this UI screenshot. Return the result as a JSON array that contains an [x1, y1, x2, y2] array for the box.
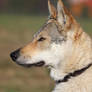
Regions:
[[56, 63, 92, 84]]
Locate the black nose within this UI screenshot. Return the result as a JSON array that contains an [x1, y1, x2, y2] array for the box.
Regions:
[[10, 49, 20, 61]]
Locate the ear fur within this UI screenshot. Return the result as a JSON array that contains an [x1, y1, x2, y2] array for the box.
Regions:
[[57, 0, 74, 29], [48, 0, 57, 19], [57, 0, 66, 25]]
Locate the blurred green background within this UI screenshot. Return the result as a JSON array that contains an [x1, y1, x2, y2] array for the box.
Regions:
[[0, 0, 92, 92]]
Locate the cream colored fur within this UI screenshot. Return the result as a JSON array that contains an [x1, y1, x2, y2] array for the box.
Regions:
[[51, 31, 92, 92]]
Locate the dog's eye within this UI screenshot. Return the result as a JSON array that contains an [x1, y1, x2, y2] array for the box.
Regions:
[[38, 37, 46, 42]]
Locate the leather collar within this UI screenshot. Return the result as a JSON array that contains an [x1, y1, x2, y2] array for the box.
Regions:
[[56, 63, 92, 84]]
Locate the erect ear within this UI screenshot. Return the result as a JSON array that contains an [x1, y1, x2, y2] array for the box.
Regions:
[[57, 0, 74, 28], [48, 0, 57, 19]]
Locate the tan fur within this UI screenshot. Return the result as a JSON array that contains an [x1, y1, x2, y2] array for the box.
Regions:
[[20, 41, 39, 57], [48, 0, 57, 19], [20, 31, 51, 57]]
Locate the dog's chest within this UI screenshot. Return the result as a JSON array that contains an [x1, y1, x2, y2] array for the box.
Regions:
[[50, 68, 64, 81]]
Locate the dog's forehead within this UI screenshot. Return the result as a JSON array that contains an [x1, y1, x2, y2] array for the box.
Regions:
[[34, 19, 61, 38]]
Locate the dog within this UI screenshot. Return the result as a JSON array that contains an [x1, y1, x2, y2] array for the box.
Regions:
[[10, 0, 92, 92]]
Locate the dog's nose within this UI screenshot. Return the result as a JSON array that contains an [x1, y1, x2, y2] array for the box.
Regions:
[[10, 49, 20, 61]]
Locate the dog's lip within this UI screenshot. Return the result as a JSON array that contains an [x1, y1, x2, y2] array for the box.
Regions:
[[16, 61, 45, 68]]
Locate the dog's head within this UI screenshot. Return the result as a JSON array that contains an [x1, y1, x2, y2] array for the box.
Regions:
[[10, 0, 83, 69]]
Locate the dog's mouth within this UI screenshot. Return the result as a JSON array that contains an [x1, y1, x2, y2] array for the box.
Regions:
[[17, 61, 45, 68]]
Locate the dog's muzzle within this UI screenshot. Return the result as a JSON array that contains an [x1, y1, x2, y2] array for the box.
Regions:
[[10, 49, 45, 68], [10, 49, 21, 62]]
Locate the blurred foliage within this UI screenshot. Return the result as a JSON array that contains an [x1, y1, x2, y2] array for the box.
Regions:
[[0, 0, 48, 14], [0, 0, 67, 14]]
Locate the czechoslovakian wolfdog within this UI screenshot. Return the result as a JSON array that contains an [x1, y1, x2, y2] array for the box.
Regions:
[[10, 0, 92, 92]]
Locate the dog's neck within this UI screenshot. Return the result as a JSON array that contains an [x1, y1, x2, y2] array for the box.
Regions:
[[50, 62, 92, 85], [50, 31, 92, 84], [56, 63, 92, 84]]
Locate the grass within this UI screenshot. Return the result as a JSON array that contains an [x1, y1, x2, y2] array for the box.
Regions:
[[0, 14, 92, 92]]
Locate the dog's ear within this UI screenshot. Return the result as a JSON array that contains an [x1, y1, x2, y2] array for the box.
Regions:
[[48, 0, 57, 19], [57, 0, 74, 29]]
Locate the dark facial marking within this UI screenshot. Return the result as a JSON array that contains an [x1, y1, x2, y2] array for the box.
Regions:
[[17, 61, 45, 68], [38, 37, 46, 42]]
